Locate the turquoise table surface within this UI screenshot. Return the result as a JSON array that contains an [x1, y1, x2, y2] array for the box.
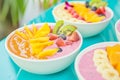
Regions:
[[0, 0, 120, 80]]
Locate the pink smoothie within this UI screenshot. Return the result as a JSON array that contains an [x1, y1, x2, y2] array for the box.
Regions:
[[78, 47, 105, 80], [116, 20, 120, 32], [47, 40, 81, 59]]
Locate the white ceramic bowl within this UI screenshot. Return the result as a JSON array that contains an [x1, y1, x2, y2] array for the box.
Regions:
[[115, 19, 120, 41], [5, 23, 83, 74], [52, 1, 114, 38], [75, 42, 119, 80]]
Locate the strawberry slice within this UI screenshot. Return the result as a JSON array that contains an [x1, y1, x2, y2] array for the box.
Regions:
[[56, 38, 65, 47], [68, 32, 80, 42], [49, 33, 58, 40], [96, 7, 106, 15]]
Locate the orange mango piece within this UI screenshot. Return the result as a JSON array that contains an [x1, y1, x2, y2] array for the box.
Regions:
[[106, 44, 120, 73], [32, 24, 37, 35], [35, 23, 50, 37], [15, 30, 28, 40], [36, 48, 59, 59], [115, 63, 120, 75], [29, 37, 49, 43], [24, 26, 33, 38]]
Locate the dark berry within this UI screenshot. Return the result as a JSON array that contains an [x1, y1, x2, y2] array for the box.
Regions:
[[91, 6, 97, 11], [59, 34, 66, 40], [57, 48, 63, 53], [85, 1, 90, 8]]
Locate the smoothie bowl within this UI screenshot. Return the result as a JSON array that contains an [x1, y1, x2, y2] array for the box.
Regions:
[[5, 20, 83, 74], [75, 42, 120, 80], [52, 0, 113, 38], [115, 19, 120, 41]]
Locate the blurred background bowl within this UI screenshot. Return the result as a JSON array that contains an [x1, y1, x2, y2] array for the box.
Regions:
[[52, 1, 114, 38]]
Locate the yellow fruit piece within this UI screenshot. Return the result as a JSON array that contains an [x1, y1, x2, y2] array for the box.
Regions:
[[32, 24, 37, 35], [115, 63, 120, 75], [109, 51, 120, 66], [106, 44, 120, 66], [36, 48, 59, 59], [24, 26, 33, 38], [72, 3, 105, 22], [30, 41, 54, 48], [32, 47, 45, 55], [29, 37, 49, 43], [15, 30, 28, 40], [35, 23, 50, 38]]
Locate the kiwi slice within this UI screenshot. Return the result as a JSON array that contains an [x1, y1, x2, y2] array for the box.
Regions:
[[53, 20, 64, 34]]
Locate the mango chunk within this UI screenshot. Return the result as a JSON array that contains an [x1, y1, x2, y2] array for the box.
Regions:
[[35, 23, 50, 37], [36, 48, 59, 59], [24, 26, 33, 38], [116, 63, 120, 75], [15, 30, 28, 40], [29, 37, 49, 43], [106, 44, 120, 74]]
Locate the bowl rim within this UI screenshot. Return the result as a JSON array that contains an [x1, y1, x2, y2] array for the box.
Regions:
[[52, 1, 114, 25], [5, 23, 83, 62], [115, 19, 120, 34], [74, 41, 120, 79]]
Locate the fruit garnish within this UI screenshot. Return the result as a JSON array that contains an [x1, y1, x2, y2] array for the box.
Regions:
[[57, 48, 63, 53], [36, 48, 59, 59], [96, 7, 106, 15], [34, 23, 51, 38], [49, 33, 58, 40], [59, 25, 77, 36], [64, 1, 74, 10], [52, 20, 64, 34], [106, 44, 120, 75], [56, 38, 66, 47], [59, 34, 66, 40], [68, 32, 79, 42], [89, 0, 107, 8]]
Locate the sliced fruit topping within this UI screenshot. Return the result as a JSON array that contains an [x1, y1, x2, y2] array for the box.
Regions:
[[35, 23, 51, 38], [68, 32, 79, 42], [64, 1, 74, 10], [59, 34, 66, 40], [36, 48, 59, 59], [59, 25, 77, 36], [52, 20, 64, 34], [56, 38, 66, 47], [96, 7, 106, 15], [49, 33, 58, 40], [106, 44, 120, 75], [89, 0, 107, 8]]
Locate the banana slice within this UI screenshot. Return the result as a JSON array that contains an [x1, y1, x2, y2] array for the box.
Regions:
[[102, 69, 119, 80], [93, 49, 120, 80]]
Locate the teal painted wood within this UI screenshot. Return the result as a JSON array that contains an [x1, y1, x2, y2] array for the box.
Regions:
[[0, 0, 120, 80]]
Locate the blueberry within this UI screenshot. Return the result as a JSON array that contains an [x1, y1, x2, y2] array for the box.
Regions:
[[91, 6, 97, 11], [57, 48, 63, 53], [59, 34, 66, 40], [85, 1, 90, 8]]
